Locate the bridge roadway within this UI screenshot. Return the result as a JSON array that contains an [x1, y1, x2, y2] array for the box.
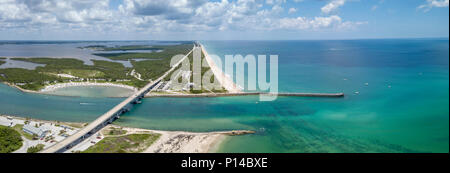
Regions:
[[41, 47, 195, 153]]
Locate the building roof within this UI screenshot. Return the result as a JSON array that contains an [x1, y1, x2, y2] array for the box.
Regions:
[[23, 124, 48, 136]]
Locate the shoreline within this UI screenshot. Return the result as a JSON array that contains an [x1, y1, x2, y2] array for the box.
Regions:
[[4, 82, 344, 98], [200, 44, 242, 93], [40, 82, 138, 93], [1, 114, 254, 153], [3, 82, 138, 98]]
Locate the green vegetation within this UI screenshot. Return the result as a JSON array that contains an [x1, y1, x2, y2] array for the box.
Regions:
[[163, 48, 226, 94], [12, 124, 36, 140], [0, 125, 23, 153], [78, 45, 107, 50], [93, 44, 192, 61], [0, 68, 59, 90], [0, 58, 147, 90], [81, 45, 161, 51], [103, 45, 161, 51], [61, 69, 105, 78], [103, 127, 127, 136], [94, 43, 193, 81], [0, 57, 5, 65], [27, 144, 45, 153], [0, 43, 194, 91], [82, 133, 161, 153], [11, 58, 131, 80]]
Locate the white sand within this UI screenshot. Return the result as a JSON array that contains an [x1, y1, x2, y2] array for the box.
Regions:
[[101, 125, 230, 153], [39, 82, 138, 92], [1, 115, 245, 153], [55, 74, 77, 78], [200, 45, 242, 93], [142, 130, 227, 153]]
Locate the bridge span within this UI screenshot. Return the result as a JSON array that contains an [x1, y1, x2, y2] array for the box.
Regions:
[[41, 47, 195, 153]]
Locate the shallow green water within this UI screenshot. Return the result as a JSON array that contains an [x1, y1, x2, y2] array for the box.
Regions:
[[41, 86, 135, 98]]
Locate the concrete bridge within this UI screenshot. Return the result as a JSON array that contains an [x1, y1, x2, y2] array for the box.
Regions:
[[41, 47, 195, 153]]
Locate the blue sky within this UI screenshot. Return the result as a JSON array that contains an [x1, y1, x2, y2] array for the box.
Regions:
[[0, 0, 448, 40]]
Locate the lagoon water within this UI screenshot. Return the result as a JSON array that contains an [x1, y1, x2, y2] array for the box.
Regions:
[[0, 40, 173, 68], [40, 86, 135, 98], [0, 39, 448, 152]]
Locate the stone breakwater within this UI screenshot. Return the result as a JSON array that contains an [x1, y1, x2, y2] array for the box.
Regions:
[[146, 92, 344, 98], [39, 82, 138, 92]]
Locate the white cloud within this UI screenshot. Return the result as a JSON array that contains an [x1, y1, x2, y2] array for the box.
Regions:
[[266, 0, 286, 5], [121, 0, 207, 20], [321, 0, 346, 14], [0, 0, 366, 36], [418, 0, 449, 12], [288, 8, 297, 14], [276, 15, 365, 31], [0, 0, 114, 29]]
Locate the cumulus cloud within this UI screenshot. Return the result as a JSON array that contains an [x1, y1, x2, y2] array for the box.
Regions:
[[121, 0, 207, 20], [321, 0, 346, 14], [418, 0, 449, 12], [0, 0, 114, 30], [0, 1, 32, 22], [276, 15, 365, 30], [0, 0, 366, 36]]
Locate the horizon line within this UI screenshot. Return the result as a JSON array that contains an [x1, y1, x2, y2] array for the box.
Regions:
[[0, 37, 449, 42]]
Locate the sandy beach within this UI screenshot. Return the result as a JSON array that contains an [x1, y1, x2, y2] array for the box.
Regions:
[[1, 115, 253, 153], [200, 44, 242, 93], [4, 81, 138, 96], [105, 125, 239, 153], [39, 82, 138, 92]]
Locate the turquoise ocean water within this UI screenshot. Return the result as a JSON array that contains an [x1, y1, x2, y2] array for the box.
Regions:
[[0, 39, 448, 152]]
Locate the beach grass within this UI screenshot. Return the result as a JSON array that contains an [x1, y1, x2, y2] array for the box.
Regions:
[[102, 127, 128, 136], [82, 133, 161, 153]]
